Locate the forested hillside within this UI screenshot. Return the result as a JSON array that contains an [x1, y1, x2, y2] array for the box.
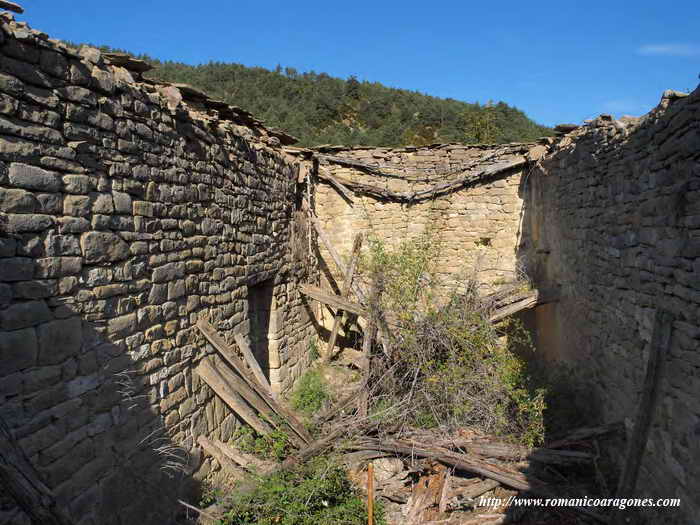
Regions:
[[86, 45, 552, 147]]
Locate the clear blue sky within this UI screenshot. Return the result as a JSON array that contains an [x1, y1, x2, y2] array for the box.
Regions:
[[19, 1, 700, 127]]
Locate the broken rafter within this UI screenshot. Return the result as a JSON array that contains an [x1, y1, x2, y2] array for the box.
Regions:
[[488, 288, 559, 323], [300, 284, 369, 318], [315, 157, 528, 203], [0, 1, 23, 14], [195, 359, 273, 436], [301, 198, 392, 356], [324, 233, 364, 361], [196, 319, 312, 445], [233, 331, 271, 393]]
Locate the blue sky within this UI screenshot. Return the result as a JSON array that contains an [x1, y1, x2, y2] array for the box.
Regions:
[[19, 0, 700, 127]]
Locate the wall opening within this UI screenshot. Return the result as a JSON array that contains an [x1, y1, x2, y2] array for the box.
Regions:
[[248, 280, 275, 381]]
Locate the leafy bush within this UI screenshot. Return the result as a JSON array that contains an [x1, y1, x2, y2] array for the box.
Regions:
[[290, 369, 331, 416], [361, 231, 546, 446], [216, 457, 383, 525], [233, 425, 292, 462]]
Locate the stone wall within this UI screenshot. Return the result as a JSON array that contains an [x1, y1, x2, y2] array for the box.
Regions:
[[312, 143, 536, 292], [525, 89, 700, 523], [0, 12, 316, 525]]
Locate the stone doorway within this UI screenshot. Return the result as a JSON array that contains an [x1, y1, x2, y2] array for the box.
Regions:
[[247, 280, 275, 381]]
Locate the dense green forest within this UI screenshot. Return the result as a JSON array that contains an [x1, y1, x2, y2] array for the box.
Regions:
[[83, 44, 552, 147]]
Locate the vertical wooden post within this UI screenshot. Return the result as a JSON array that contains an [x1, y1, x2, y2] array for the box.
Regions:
[[367, 462, 374, 525], [612, 310, 673, 524], [324, 233, 363, 361]]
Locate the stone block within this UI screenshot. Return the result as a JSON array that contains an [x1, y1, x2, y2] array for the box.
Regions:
[[13, 279, 57, 299], [8, 163, 61, 192], [0, 237, 17, 257], [35, 257, 82, 278], [5, 213, 53, 232], [80, 231, 129, 263], [0, 188, 38, 213], [107, 313, 137, 339], [63, 194, 91, 217], [37, 317, 83, 365], [0, 300, 52, 330], [0, 327, 38, 373], [0, 257, 34, 281]]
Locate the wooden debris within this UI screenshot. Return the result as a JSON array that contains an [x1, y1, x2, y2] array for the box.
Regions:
[[233, 331, 271, 392], [324, 232, 364, 361], [488, 288, 558, 323], [194, 359, 273, 436], [197, 319, 312, 445], [211, 439, 276, 475], [197, 436, 247, 479], [0, 415, 74, 525], [315, 157, 527, 203], [301, 198, 392, 355], [300, 283, 369, 317], [546, 421, 623, 449], [612, 310, 673, 525], [0, 1, 23, 14]]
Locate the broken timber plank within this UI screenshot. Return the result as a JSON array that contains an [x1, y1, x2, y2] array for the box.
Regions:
[[195, 359, 273, 436], [210, 355, 307, 449], [0, 1, 23, 14], [196, 319, 312, 445], [300, 284, 368, 317], [612, 310, 673, 525], [232, 331, 271, 393], [212, 439, 276, 475], [197, 436, 247, 479], [324, 232, 364, 361], [489, 289, 558, 323], [0, 415, 74, 525], [301, 198, 392, 355]]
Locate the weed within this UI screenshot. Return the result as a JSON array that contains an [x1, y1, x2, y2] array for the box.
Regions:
[[290, 369, 330, 416], [233, 425, 292, 462], [308, 337, 320, 362], [216, 456, 383, 525], [361, 231, 546, 446]]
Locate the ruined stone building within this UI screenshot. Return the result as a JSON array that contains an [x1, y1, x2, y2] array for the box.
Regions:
[[0, 7, 698, 525]]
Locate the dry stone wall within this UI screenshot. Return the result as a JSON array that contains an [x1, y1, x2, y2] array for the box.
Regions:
[[0, 12, 316, 525], [312, 143, 536, 293], [526, 89, 700, 523]]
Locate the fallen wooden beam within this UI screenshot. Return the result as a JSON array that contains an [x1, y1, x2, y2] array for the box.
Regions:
[[300, 284, 368, 317], [197, 319, 312, 445], [197, 436, 247, 479], [212, 439, 276, 475], [0, 1, 23, 14], [0, 415, 74, 525], [489, 288, 558, 322], [612, 310, 672, 525], [195, 359, 273, 436], [324, 233, 363, 361], [233, 331, 271, 393], [301, 198, 392, 355], [546, 422, 623, 450], [315, 158, 527, 203]]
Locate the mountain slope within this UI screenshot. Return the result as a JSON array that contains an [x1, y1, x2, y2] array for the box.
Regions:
[[83, 44, 552, 147]]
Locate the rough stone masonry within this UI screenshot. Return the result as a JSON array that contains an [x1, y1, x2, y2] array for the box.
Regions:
[[1, 5, 699, 525], [0, 11, 318, 524]]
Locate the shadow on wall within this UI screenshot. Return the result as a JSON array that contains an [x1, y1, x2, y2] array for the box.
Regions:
[[1, 313, 205, 525], [511, 88, 700, 524]]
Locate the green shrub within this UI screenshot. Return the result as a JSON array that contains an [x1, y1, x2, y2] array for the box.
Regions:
[[216, 457, 383, 525], [290, 369, 330, 416], [361, 231, 546, 447], [233, 425, 292, 463]]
